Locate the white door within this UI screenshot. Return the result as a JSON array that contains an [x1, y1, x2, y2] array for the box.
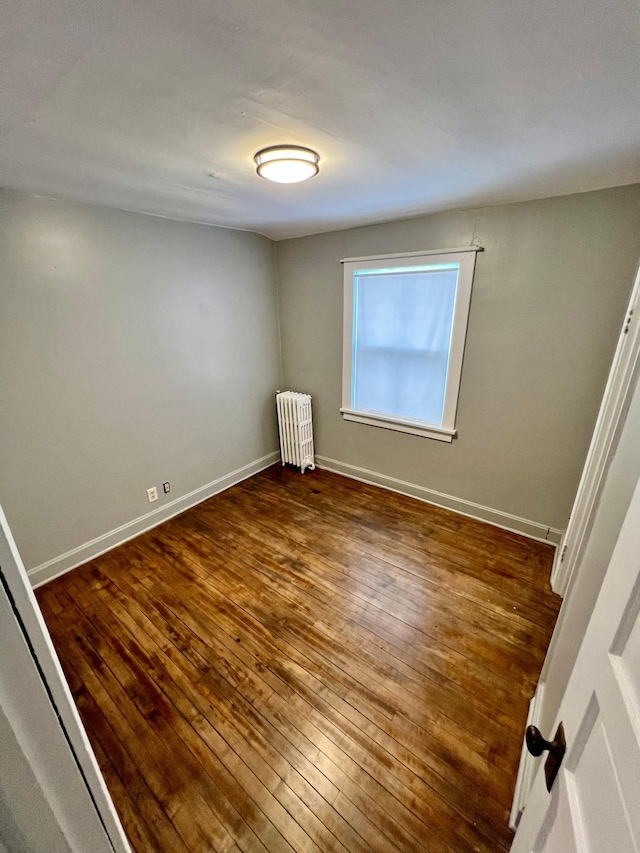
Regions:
[[512, 475, 640, 852], [0, 505, 131, 853]]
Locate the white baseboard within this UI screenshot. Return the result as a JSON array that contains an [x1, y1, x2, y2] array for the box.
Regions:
[[29, 451, 280, 589], [510, 682, 545, 831], [315, 455, 563, 545], [30, 450, 561, 589]]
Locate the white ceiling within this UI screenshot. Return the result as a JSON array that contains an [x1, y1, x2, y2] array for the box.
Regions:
[[1, 0, 639, 240]]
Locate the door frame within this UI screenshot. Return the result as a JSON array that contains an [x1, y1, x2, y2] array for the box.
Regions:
[[0, 504, 131, 853], [512, 255, 640, 828], [551, 257, 640, 597], [512, 469, 640, 851]]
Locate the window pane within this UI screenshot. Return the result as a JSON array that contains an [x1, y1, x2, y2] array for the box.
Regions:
[[353, 267, 459, 425]]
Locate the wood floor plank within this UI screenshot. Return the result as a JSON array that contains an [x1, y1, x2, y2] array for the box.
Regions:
[[184, 511, 526, 718], [129, 544, 500, 848], [137, 548, 509, 850], [84, 566, 373, 853], [170, 508, 534, 717], [37, 465, 560, 852], [153, 527, 517, 806], [49, 589, 265, 853], [91, 564, 348, 810], [237, 473, 558, 618], [152, 511, 529, 771], [191, 494, 547, 682]]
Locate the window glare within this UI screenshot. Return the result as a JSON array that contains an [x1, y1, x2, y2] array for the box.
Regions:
[[352, 266, 459, 426]]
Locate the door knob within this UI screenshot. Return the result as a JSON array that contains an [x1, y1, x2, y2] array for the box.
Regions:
[[526, 722, 566, 792]]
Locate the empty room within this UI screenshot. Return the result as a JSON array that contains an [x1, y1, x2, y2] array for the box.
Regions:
[[1, 1, 640, 851]]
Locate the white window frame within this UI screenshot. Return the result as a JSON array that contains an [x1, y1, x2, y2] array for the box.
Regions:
[[340, 246, 480, 442]]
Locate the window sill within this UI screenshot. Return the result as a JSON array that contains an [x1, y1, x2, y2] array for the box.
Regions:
[[340, 408, 456, 442]]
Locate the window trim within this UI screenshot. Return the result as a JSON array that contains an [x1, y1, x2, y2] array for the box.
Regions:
[[341, 247, 480, 441]]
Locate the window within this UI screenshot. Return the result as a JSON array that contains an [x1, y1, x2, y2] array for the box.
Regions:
[[341, 247, 479, 442]]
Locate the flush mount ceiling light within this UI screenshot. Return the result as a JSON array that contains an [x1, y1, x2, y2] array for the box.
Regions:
[[254, 145, 320, 183]]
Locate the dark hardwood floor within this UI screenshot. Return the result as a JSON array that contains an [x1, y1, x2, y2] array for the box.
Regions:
[[36, 465, 560, 853]]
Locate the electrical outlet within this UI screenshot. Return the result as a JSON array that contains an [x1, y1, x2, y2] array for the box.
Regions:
[[163, 482, 171, 494], [147, 486, 158, 503]]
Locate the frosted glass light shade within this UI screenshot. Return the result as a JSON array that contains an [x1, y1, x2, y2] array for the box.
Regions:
[[254, 145, 319, 183]]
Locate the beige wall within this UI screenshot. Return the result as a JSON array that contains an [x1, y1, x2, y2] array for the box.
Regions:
[[0, 191, 281, 570], [2, 185, 639, 571], [276, 185, 640, 532]]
